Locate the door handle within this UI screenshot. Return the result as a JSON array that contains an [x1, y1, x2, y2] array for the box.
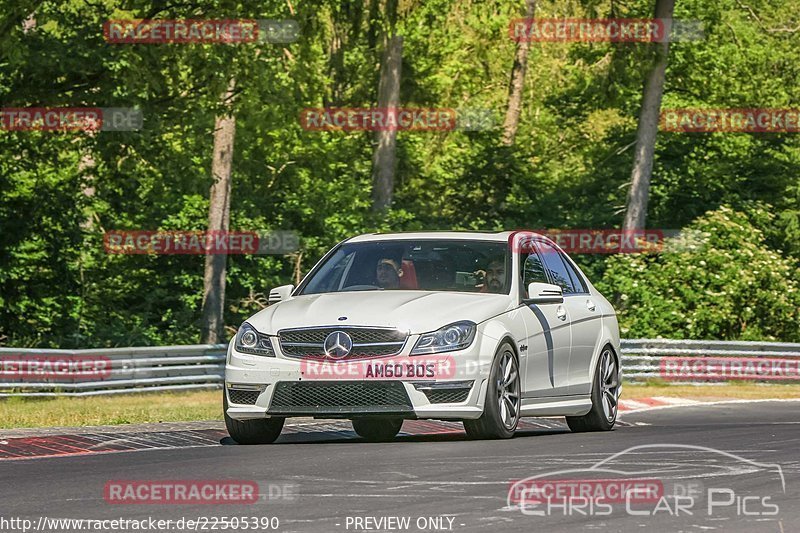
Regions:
[[556, 305, 567, 321], [587, 300, 596, 311]]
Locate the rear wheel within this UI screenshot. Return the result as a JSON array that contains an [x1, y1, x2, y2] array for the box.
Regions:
[[463, 342, 520, 440], [351, 418, 403, 442], [566, 347, 620, 432], [223, 391, 285, 444]]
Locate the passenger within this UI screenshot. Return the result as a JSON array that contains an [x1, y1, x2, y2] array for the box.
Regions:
[[376, 257, 403, 289]]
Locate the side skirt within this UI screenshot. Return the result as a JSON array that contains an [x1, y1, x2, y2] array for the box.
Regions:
[[520, 395, 592, 417]]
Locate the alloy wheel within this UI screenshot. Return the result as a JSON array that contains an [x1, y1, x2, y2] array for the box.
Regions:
[[496, 350, 520, 430], [599, 349, 620, 422]]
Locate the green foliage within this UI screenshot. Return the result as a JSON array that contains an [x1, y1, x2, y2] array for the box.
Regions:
[[597, 206, 800, 341], [1, 0, 799, 346]]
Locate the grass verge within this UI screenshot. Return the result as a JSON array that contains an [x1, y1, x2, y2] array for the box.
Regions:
[[624, 381, 800, 401], [0, 389, 221, 429]]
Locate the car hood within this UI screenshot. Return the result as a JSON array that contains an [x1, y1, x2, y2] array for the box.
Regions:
[[248, 291, 514, 334]]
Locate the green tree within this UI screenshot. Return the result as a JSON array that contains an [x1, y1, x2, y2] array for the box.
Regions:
[[598, 206, 800, 341]]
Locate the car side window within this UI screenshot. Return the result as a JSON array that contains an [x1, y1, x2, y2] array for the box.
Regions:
[[559, 252, 589, 294], [522, 251, 549, 289], [537, 241, 577, 294]]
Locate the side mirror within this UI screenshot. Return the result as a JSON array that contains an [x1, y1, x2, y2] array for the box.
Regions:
[[524, 282, 564, 305], [268, 284, 295, 305]]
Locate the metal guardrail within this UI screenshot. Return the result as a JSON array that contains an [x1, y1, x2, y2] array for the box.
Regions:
[[1, 338, 798, 396], [0, 345, 227, 397], [620, 338, 800, 380]]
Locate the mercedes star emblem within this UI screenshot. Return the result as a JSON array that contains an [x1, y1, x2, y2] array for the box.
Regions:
[[323, 331, 353, 359]]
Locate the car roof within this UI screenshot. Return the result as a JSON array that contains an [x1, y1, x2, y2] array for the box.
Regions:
[[345, 230, 545, 244]]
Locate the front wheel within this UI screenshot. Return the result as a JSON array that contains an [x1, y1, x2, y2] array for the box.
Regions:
[[223, 392, 285, 444], [463, 342, 520, 440], [351, 418, 403, 442], [566, 346, 620, 432]]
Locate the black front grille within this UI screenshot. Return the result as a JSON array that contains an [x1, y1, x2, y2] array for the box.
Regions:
[[268, 381, 413, 415], [278, 327, 407, 358], [423, 388, 471, 404], [228, 389, 261, 405]]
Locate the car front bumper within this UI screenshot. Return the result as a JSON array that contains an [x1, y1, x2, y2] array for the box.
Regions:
[[224, 338, 494, 421]]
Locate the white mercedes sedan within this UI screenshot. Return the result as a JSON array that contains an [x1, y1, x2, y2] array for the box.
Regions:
[[224, 231, 621, 443]]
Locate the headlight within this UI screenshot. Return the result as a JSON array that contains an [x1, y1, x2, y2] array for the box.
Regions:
[[411, 321, 476, 354], [234, 322, 275, 357]]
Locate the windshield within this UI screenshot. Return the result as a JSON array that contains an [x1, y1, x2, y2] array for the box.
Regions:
[[299, 240, 510, 295]]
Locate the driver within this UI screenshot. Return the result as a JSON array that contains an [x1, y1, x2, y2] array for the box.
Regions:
[[482, 257, 506, 293], [376, 257, 403, 289]]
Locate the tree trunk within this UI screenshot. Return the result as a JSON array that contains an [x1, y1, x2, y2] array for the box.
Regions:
[[370, 34, 402, 211], [327, 20, 345, 106], [200, 78, 237, 344], [622, 0, 675, 231], [502, 0, 536, 146]]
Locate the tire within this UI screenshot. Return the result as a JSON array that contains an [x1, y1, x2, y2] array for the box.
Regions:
[[463, 342, 520, 440], [223, 391, 285, 444], [351, 417, 403, 442], [566, 346, 620, 432]]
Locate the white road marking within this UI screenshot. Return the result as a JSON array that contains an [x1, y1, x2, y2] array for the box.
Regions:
[[649, 396, 702, 405], [621, 397, 800, 414]]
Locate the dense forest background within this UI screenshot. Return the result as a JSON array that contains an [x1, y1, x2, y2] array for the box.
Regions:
[[1, 0, 798, 348]]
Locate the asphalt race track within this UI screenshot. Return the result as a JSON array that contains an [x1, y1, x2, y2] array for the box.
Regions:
[[2, 400, 798, 533]]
